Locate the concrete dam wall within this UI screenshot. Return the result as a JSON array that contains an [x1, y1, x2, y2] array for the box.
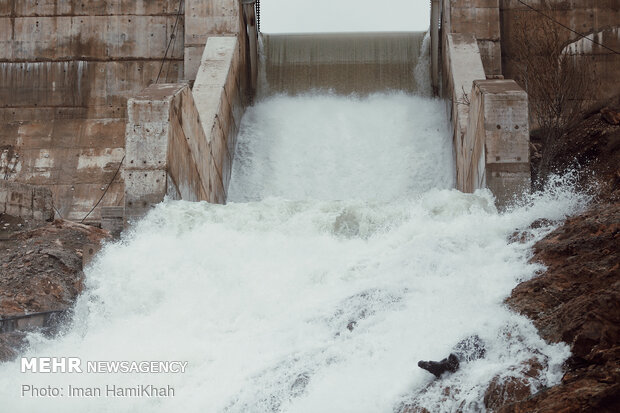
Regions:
[[1, 0, 618, 226]]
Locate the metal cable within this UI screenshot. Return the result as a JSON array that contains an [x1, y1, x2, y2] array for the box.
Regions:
[[515, 0, 620, 55], [80, 155, 125, 224], [156, 0, 184, 83]]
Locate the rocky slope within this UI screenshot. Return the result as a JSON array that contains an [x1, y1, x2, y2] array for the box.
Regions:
[[0, 217, 109, 361], [496, 107, 620, 411], [503, 202, 620, 412]]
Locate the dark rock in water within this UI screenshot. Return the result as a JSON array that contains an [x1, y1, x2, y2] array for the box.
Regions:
[[453, 334, 486, 362], [417, 353, 459, 378], [417, 335, 486, 378], [290, 372, 310, 398]]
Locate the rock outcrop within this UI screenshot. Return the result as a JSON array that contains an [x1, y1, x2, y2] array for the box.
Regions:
[[501, 201, 620, 412], [0, 216, 109, 360]]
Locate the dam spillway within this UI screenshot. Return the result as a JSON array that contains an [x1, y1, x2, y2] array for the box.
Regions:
[[262, 32, 425, 95], [0, 25, 588, 413]]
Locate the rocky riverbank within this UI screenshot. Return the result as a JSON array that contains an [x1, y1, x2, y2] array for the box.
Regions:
[[503, 201, 619, 412], [0, 217, 109, 361], [499, 107, 620, 412]]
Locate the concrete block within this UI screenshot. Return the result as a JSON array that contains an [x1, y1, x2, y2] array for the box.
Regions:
[[451, 7, 500, 41], [477, 40, 502, 76], [124, 122, 169, 169], [123, 169, 167, 206], [460, 79, 530, 205], [101, 206, 124, 238], [184, 45, 205, 81]]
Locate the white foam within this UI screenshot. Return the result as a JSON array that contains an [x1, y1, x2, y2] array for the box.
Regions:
[[228, 93, 454, 202], [0, 94, 590, 413]]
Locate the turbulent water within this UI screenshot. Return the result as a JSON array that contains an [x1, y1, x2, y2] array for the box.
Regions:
[[0, 27, 593, 409], [0, 90, 590, 412]]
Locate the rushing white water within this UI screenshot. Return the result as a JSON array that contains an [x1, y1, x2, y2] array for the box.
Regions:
[[228, 93, 453, 201], [0, 93, 589, 412]]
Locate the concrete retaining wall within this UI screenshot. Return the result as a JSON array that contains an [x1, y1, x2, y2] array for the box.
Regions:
[[0, 0, 187, 224], [442, 1, 531, 206], [0, 0, 185, 120], [442, 0, 503, 77], [0, 180, 54, 221], [464, 80, 530, 206], [124, 33, 248, 221]]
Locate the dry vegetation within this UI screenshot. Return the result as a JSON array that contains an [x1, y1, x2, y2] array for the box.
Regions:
[[512, 4, 595, 183]]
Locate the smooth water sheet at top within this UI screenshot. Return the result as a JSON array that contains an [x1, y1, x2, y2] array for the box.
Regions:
[[262, 33, 426, 95]]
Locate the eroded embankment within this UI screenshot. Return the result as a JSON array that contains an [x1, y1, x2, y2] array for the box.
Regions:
[[0, 218, 109, 361]]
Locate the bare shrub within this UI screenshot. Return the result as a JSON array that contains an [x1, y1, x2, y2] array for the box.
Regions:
[[512, 3, 594, 182]]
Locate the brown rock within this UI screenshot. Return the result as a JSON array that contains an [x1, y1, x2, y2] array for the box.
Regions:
[[0, 218, 110, 361], [503, 202, 620, 412], [485, 376, 532, 412], [601, 108, 620, 125]]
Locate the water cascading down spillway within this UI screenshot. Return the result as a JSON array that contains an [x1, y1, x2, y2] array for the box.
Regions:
[[261, 32, 425, 95], [0, 29, 588, 413]]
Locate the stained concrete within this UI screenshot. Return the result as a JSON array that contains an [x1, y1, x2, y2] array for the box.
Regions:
[[0, 181, 54, 222], [465, 80, 530, 206], [0, 118, 125, 222], [499, 0, 620, 109], [124, 32, 248, 222], [441, 2, 531, 205], [0, 0, 186, 224], [442, 0, 502, 77]]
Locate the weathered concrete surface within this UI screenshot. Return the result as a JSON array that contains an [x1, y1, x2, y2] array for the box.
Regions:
[[0, 1, 185, 119], [193, 35, 247, 194], [0, 118, 125, 223], [463, 80, 530, 207], [0, 0, 188, 226], [184, 0, 241, 81], [443, 33, 486, 192], [124, 43, 248, 222], [124, 84, 187, 221], [499, 0, 620, 109], [442, 0, 502, 76], [0, 181, 54, 222], [441, 5, 531, 206]]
